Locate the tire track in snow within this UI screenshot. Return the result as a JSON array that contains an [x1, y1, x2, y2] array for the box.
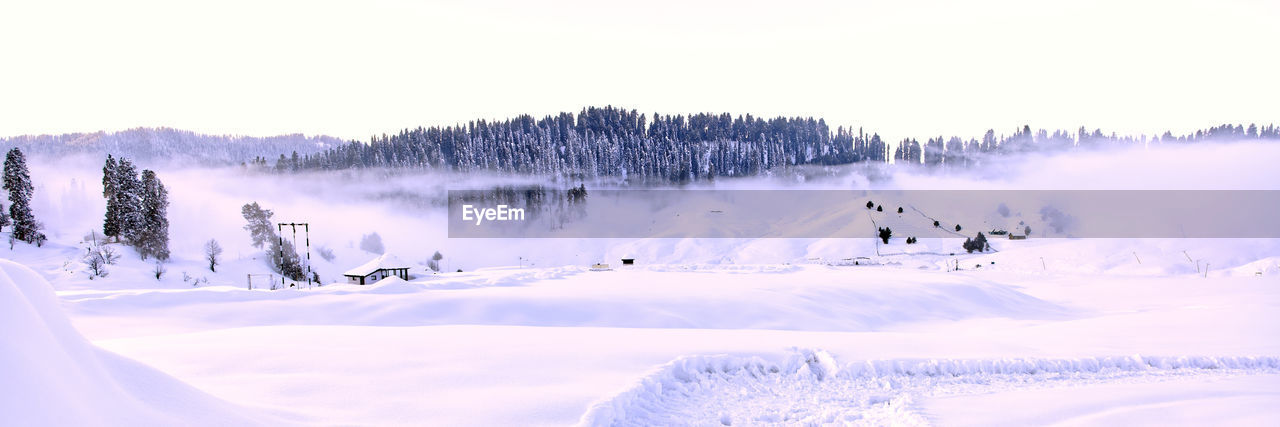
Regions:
[[579, 350, 1280, 426]]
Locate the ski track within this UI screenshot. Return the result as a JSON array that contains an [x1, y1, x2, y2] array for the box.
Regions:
[[579, 350, 1280, 426]]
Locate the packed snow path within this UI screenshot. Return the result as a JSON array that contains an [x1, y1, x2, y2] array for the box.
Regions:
[[580, 350, 1280, 426]]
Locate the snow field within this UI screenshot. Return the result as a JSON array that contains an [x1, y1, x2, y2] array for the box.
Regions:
[[0, 259, 283, 426], [58, 265, 1067, 340], [5, 142, 1280, 425]]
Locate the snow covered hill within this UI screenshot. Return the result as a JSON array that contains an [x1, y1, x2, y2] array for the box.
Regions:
[[0, 259, 285, 426], [1, 127, 343, 166]]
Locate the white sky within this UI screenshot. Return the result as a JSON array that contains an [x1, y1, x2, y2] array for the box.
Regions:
[[1, 0, 1277, 141]]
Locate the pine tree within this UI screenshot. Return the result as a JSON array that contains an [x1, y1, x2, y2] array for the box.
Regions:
[[241, 202, 276, 249], [136, 170, 170, 260], [0, 200, 8, 232], [102, 155, 121, 238], [102, 155, 118, 198], [3, 148, 39, 243], [106, 158, 143, 243], [270, 237, 305, 281], [241, 201, 303, 281]]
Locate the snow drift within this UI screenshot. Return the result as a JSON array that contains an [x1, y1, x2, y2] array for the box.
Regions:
[[0, 259, 273, 426], [579, 349, 1280, 426]]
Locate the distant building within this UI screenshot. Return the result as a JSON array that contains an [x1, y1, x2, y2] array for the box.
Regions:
[[591, 263, 611, 271], [620, 258, 635, 266], [343, 254, 411, 285], [1008, 234, 1027, 240]]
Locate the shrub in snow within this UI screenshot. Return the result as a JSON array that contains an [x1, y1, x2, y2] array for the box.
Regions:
[[82, 240, 119, 279], [100, 245, 119, 265], [360, 232, 385, 254], [152, 261, 166, 280], [83, 249, 109, 278]]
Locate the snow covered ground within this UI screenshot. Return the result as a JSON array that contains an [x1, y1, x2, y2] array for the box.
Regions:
[[0, 259, 292, 426], [3, 143, 1279, 425], [5, 235, 1278, 425]]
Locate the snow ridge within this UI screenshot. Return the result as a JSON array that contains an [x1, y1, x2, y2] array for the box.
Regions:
[[0, 259, 275, 426], [578, 349, 1280, 426]]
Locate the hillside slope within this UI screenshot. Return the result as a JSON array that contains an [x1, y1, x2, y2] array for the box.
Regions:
[[0, 259, 283, 426]]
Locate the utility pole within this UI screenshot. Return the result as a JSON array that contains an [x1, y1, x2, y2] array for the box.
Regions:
[[277, 222, 313, 289]]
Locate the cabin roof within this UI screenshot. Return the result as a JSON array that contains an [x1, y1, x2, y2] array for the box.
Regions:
[[344, 253, 411, 277]]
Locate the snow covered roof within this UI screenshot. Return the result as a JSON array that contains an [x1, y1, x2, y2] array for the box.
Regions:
[[343, 254, 411, 277]]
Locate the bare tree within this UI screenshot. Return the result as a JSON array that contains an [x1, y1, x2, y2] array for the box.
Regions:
[[83, 248, 109, 278], [82, 239, 119, 279], [204, 239, 223, 272]]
